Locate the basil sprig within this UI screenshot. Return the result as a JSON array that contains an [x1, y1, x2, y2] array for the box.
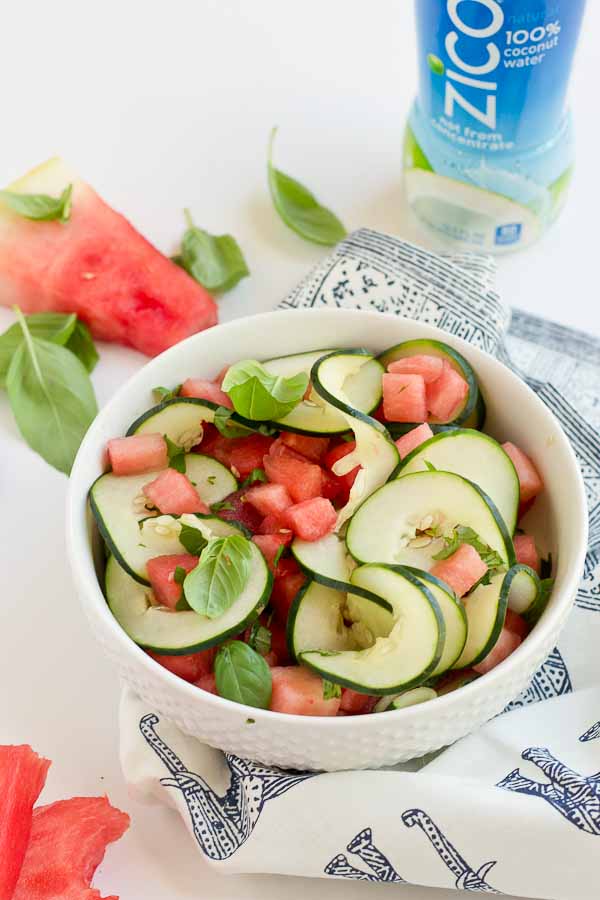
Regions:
[[0, 183, 73, 222], [0, 312, 97, 386], [432, 525, 504, 585], [184, 535, 253, 618], [179, 523, 208, 555], [214, 641, 272, 709], [175, 210, 249, 294], [222, 359, 308, 421], [267, 128, 346, 246], [6, 307, 98, 474]]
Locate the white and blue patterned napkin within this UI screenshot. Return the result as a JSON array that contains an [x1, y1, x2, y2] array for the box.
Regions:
[[121, 230, 600, 899]]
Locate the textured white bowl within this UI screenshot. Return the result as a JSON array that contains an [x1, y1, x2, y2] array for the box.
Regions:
[[67, 309, 587, 771]]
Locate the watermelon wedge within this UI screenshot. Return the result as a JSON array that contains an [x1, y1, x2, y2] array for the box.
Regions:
[[13, 796, 130, 900], [0, 745, 50, 900], [0, 159, 218, 356]]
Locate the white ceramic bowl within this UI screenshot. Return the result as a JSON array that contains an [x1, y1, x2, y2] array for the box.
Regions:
[[67, 309, 587, 771]]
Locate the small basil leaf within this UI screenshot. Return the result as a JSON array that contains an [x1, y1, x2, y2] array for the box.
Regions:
[[214, 641, 272, 709], [432, 525, 504, 577], [183, 535, 253, 618], [211, 500, 235, 512], [173, 565, 188, 585], [240, 468, 268, 490], [65, 321, 99, 373], [153, 384, 181, 404], [222, 359, 308, 421], [247, 622, 272, 657], [0, 183, 73, 222], [0, 312, 77, 387], [424, 460, 437, 472], [323, 679, 342, 701], [267, 128, 347, 246], [178, 210, 249, 294], [165, 435, 186, 473], [179, 523, 208, 555], [272, 543, 286, 569], [6, 308, 97, 474], [213, 406, 254, 439]]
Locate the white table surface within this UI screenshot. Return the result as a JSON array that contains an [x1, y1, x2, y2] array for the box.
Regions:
[[0, 2, 597, 898]]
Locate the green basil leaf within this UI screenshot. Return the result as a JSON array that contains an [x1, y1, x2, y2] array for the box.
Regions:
[[214, 641, 272, 709], [432, 524, 504, 578], [179, 523, 208, 555], [240, 468, 268, 490], [152, 384, 181, 404], [6, 309, 97, 474], [247, 622, 272, 657], [0, 183, 73, 222], [165, 435, 186, 473], [178, 209, 249, 294], [267, 128, 346, 246], [65, 321, 99, 373], [272, 543, 285, 569], [323, 679, 342, 700], [211, 500, 235, 512], [173, 565, 188, 584], [0, 312, 77, 387], [183, 535, 253, 618], [222, 359, 308, 421], [424, 460, 437, 472], [213, 406, 254, 439]]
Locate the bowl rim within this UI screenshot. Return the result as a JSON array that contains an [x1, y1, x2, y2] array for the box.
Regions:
[[66, 307, 588, 731]]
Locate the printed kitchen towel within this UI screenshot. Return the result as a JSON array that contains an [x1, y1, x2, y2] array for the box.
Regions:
[[121, 229, 600, 899]]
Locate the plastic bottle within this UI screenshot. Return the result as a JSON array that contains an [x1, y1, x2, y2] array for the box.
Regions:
[[404, 0, 586, 253]]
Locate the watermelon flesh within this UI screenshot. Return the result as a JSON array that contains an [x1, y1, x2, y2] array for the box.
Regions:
[[339, 689, 378, 715], [180, 379, 232, 408], [513, 533, 540, 573], [143, 469, 209, 515], [502, 442, 544, 503], [280, 432, 329, 462], [263, 454, 323, 504], [252, 533, 293, 572], [147, 648, 215, 683], [0, 159, 217, 357], [0, 745, 50, 900], [473, 627, 522, 675], [12, 796, 130, 900], [395, 423, 434, 460], [244, 482, 293, 518], [283, 497, 337, 542], [107, 434, 167, 476], [387, 354, 444, 383], [269, 667, 341, 716], [382, 373, 427, 422], [426, 362, 469, 422], [196, 673, 218, 694], [430, 543, 488, 598], [146, 553, 199, 609], [228, 434, 274, 478]]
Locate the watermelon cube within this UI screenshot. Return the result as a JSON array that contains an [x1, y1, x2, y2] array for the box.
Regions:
[[320, 468, 345, 503], [252, 533, 293, 572], [107, 433, 167, 476], [271, 567, 306, 625], [147, 648, 215, 683], [180, 378, 233, 408], [324, 441, 360, 500], [263, 454, 323, 503], [143, 468, 209, 514], [387, 354, 444, 383], [228, 434, 274, 478], [430, 543, 488, 597], [280, 432, 330, 462], [13, 796, 130, 900], [213, 488, 264, 533], [395, 423, 434, 460], [213, 365, 230, 387], [0, 745, 50, 900], [196, 673, 218, 694], [257, 513, 286, 534], [269, 666, 341, 716], [505, 609, 529, 639], [146, 553, 199, 608], [382, 373, 427, 422], [244, 482, 293, 518], [502, 442, 544, 503], [339, 688, 378, 715], [473, 627, 522, 675], [0, 158, 217, 357], [283, 497, 337, 542], [513, 533, 540, 573], [197, 425, 234, 468], [268, 436, 307, 462], [426, 362, 469, 421]]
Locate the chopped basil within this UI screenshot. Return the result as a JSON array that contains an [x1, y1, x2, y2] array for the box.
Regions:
[[179, 523, 208, 555], [222, 359, 308, 421], [248, 622, 272, 657], [164, 435, 186, 473], [183, 535, 253, 618], [323, 679, 342, 701]]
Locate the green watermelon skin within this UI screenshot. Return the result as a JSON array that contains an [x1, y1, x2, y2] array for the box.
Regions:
[[0, 159, 218, 357]]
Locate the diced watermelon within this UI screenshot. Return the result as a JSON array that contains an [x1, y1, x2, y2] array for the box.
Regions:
[[473, 627, 522, 675], [197, 425, 234, 468], [272, 557, 302, 579], [435, 668, 479, 695], [146, 553, 199, 608], [270, 667, 341, 716], [324, 441, 360, 500], [107, 433, 167, 476], [505, 609, 529, 640], [263, 454, 323, 504], [430, 543, 487, 598], [0, 745, 50, 900], [271, 569, 306, 625], [267, 621, 292, 666], [387, 354, 444, 383], [0, 159, 217, 357], [395, 423, 434, 460], [213, 366, 230, 387], [339, 689, 378, 715], [518, 497, 536, 522], [196, 673, 218, 694], [213, 488, 264, 533], [180, 378, 233, 408], [426, 362, 469, 421], [244, 482, 293, 518], [229, 434, 274, 478], [263, 651, 279, 667], [257, 514, 286, 535], [280, 432, 330, 462], [502, 442, 544, 503], [143, 468, 209, 515], [147, 648, 215, 683], [382, 373, 427, 423], [268, 436, 307, 462], [252, 533, 293, 572], [320, 469, 345, 504], [13, 796, 129, 900], [513, 533, 540, 573], [283, 497, 337, 542]]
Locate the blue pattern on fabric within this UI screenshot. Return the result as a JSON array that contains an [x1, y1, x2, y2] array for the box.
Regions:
[[505, 648, 572, 711], [580, 721, 600, 743]]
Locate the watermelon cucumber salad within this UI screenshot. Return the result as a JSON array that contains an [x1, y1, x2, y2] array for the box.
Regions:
[[90, 340, 551, 717]]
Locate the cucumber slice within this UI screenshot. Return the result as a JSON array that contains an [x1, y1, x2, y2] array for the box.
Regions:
[[286, 580, 392, 661], [311, 350, 399, 525], [374, 687, 437, 712], [505, 563, 541, 615], [346, 470, 515, 570], [395, 429, 519, 534], [127, 397, 218, 448], [402, 567, 467, 675], [378, 338, 482, 428], [452, 571, 510, 669], [89, 454, 238, 584], [292, 533, 353, 587], [105, 544, 271, 654], [300, 564, 444, 695], [263, 349, 383, 435], [138, 514, 247, 556]]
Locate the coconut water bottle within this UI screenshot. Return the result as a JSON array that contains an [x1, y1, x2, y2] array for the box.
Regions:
[[404, 0, 586, 253]]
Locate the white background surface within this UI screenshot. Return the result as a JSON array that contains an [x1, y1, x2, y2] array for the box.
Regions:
[[0, 2, 598, 898]]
